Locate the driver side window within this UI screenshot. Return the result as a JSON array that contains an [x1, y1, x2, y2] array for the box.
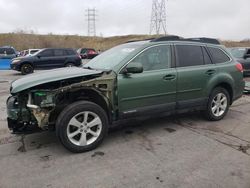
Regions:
[[130, 45, 171, 71], [39, 49, 54, 57]]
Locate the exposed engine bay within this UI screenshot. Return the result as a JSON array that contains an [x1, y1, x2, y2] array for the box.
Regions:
[[7, 71, 116, 133]]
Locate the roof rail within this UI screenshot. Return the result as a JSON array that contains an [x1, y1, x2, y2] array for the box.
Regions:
[[125, 38, 155, 43], [150, 35, 182, 42], [150, 36, 220, 45], [186, 37, 220, 45]]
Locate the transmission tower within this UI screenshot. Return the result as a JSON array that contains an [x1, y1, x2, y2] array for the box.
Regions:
[[150, 0, 167, 35], [86, 8, 97, 36]]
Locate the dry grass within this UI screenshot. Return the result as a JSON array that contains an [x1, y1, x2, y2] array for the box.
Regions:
[[0, 33, 249, 51]]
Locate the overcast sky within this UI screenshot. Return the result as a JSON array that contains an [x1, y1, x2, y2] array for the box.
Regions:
[[0, 0, 249, 40]]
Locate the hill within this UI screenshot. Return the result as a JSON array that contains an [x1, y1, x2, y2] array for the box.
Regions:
[[0, 33, 249, 51]]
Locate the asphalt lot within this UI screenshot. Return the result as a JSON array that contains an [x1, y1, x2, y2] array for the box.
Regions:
[[0, 70, 250, 188]]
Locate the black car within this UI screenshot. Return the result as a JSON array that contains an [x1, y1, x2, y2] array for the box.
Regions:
[[228, 47, 250, 76], [11, 48, 82, 74], [0, 46, 18, 59], [77, 48, 98, 59]]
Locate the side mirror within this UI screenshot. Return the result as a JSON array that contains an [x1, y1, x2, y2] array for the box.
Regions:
[[123, 62, 143, 74], [244, 54, 250, 59]]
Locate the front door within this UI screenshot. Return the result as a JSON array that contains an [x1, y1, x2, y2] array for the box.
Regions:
[[35, 49, 54, 69], [117, 45, 177, 118]]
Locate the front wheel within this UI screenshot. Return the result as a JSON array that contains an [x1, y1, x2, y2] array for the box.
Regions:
[[56, 101, 108, 153], [204, 87, 230, 121], [21, 64, 34, 75]]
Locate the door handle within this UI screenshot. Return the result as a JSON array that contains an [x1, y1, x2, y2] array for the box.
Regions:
[[205, 69, 216, 75], [163, 74, 176, 80]]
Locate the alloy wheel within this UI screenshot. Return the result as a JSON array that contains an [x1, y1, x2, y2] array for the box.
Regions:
[[67, 111, 102, 146]]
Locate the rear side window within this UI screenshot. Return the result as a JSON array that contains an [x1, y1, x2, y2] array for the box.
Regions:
[[54, 49, 64, 56], [208, 47, 230, 64], [65, 49, 76, 55], [176, 45, 204, 67]]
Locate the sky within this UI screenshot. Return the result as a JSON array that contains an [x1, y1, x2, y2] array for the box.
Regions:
[[0, 0, 249, 40]]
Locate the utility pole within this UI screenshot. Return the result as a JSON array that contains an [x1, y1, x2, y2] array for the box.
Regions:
[[86, 8, 97, 36], [149, 0, 167, 35]]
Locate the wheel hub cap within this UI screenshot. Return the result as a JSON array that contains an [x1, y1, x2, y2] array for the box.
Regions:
[[211, 93, 227, 117], [66, 111, 102, 146]]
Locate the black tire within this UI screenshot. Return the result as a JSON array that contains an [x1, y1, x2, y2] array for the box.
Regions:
[[56, 101, 109, 153], [65, 63, 75, 67], [204, 87, 230, 121], [21, 64, 34, 75]]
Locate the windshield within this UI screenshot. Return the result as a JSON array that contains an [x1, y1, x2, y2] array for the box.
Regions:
[[84, 42, 147, 70], [32, 49, 42, 56], [228, 48, 246, 58]]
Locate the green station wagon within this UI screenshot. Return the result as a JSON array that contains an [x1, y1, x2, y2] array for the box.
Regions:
[[6, 36, 245, 152]]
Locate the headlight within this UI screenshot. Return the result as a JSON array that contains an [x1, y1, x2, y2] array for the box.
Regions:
[[12, 59, 20, 64]]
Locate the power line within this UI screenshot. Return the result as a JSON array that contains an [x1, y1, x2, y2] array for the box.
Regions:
[[86, 8, 97, 36], [150, 0, 167, 35]]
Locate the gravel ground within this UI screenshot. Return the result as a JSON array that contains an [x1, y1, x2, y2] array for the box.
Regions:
[[0, 70, 250, 188]]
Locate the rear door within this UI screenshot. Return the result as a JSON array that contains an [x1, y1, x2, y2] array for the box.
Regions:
[[52, 49, 67, 67], [117, 44, 177, 118], [175, 44, 216, 109]]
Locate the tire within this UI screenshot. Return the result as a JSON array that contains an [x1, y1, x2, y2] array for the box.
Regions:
[[21, 64, 34, 75], [56, 101, 109, 153], [65, 63, 75, 67], [204, 87, 230, 121]]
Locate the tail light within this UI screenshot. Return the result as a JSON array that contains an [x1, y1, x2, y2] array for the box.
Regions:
[[89, 50, 97, 55], [235, 63, 243, 73]]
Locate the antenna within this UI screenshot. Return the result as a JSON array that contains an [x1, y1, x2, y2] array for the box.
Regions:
[[150, 0, 167, 35], [86, 8, 97, 36]]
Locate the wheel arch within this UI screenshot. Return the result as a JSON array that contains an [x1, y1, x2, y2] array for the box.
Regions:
[[51, 88, 113, 125], [210, 82, 233, 105], [20, 61, 34, 67]]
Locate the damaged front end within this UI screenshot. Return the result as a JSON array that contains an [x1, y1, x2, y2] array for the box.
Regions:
[[7, 68, 117, 134], [7, 90, 55, 133]]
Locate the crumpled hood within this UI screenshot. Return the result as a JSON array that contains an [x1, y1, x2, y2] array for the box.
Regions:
[[11, 67, 103, 94]]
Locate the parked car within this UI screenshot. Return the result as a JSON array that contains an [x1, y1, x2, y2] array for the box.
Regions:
[[6, 36, 244, 152], [228, 47, 250, 76], [10, 48, 82, 74], [0, 46, 18, 59], [22, 49, 41, 56], [77, 48, 98, 59]]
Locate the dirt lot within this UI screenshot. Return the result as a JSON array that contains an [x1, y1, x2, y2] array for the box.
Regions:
[[0, 70, 250, 188]]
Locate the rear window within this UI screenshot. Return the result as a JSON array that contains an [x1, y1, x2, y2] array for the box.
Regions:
[[176, 45, 204, 67], [208, 47, 230, 64]]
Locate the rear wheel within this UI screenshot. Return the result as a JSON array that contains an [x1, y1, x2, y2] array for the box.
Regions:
[[205, 87, 230, 121], [21, 64, 34, 75], [65, 63, 75, 67], [56, 101, 108, 153]]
